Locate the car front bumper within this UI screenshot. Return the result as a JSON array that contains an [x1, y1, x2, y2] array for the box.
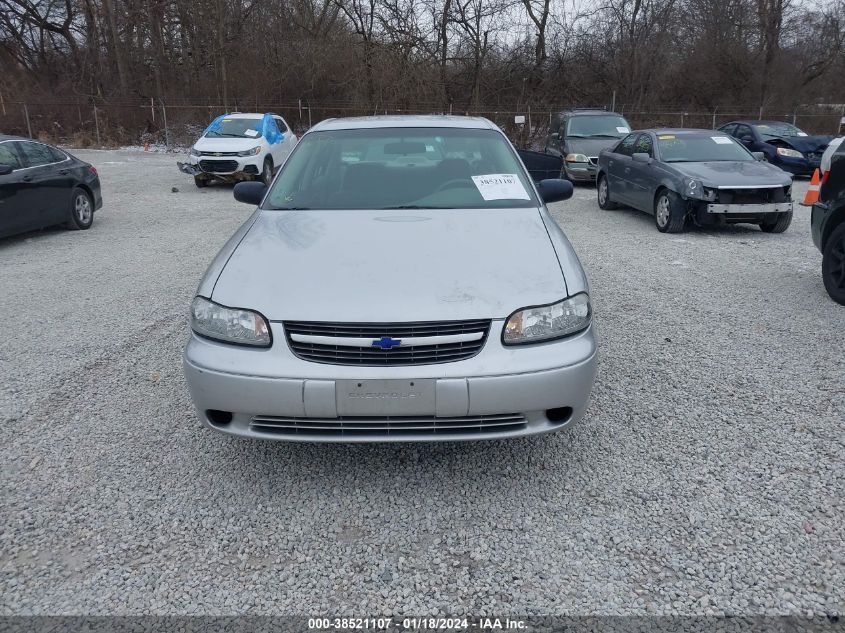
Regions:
[[706, 202, 793, 214], [775, 155, 819, 176], [564, 161, 598, 181], [183, 322, 598, 443], [178, 156, 263, 179]]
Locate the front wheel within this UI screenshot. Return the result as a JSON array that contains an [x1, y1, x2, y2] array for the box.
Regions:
[[261, 158, 274, 186], [597, 174, 619, 210], [654, 190, 686, 233], [194, 175, 208, 188], [822, 222, 845, 305], [760, 211, 792, 233], [66, 188, 94, 230]]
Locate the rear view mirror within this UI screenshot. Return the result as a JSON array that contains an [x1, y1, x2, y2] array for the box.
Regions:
[[752, 151, 765, 161], [233, 181, 267, 206], [632, 152, 651, 163], [0, 164, 12, 176], [537, 178, 573, 204]]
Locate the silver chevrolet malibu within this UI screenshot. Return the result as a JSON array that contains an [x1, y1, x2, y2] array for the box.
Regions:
[[183, 115, 598, 442]]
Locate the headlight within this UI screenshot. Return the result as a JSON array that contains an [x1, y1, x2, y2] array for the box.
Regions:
[[776, 147, 803, 158], [503, 293, 591, 345], [565, 153, 589, 163], [684, 178, 705, 199], [190, 296, 271, 347], [190, 146, 201, 157], [237, 146, 262, 157]]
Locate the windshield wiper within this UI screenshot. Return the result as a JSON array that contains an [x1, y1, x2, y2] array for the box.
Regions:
[[380, 205, 448, 209], [272, 206, 311, 210], [588, 134, 620, 138]]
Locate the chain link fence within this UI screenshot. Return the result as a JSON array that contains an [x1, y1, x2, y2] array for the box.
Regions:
[[1, 99, 843, 150]]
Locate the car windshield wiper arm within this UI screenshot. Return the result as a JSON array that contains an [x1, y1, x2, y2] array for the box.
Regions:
[[380, 205, 448, 209], [271, 206, 311, 210]]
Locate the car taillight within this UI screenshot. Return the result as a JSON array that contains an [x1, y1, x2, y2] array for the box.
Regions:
[[820, 170, 829, 185], [88, 166, 98, 175]]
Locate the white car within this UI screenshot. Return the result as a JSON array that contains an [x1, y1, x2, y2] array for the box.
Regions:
[[178, 112, 297, 187]]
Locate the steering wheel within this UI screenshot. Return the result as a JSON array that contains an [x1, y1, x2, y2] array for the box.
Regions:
[[434, 178, 475, 194]]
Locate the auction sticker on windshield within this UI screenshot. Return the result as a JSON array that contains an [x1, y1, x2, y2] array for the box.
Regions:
[[472, 174, 530, 200], [711, 136, 733, 144]]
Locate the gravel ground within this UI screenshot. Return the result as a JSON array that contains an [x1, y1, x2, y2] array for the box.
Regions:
[[1, 150, 842, 616]]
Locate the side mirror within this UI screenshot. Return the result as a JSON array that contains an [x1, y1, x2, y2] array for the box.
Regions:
[[632, 152, 651, 163], [233, 181, 267, 205], [0, 164, 12, 176], [752, 151, 765, 161], [537, 178, 573, 204]]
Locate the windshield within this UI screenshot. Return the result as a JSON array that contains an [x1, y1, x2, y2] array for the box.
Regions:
[[566, 115, 630, 138], [754, 122, 807, 138], [264, 127, 537, 210], [205, 117, 262, 138], [657, 134, 754, 163]]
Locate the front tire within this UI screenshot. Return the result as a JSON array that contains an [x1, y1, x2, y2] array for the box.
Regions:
[[760, 211, 792, 233], [66, 188, 94, 230], [822, 222, 845, 305], [194, 175, 208, 188], [654, 190, 686, 233], [597, 174, 619, 210], [261, 158, 274, 186]]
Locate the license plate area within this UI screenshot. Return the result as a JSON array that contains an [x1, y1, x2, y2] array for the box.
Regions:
[[336, 379, 435, 416]]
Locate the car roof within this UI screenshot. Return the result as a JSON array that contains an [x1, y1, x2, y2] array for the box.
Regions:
[[556, 109, 624, 117], [642, 128, 727, 136], [309, 115, 499, 132], [222, 112, 271, 119], [723, 120, 788, 126]]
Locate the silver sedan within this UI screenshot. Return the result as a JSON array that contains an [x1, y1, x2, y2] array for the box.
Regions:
[[183, 115, 598, 442]]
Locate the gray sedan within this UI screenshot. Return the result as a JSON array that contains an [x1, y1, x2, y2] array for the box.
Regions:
[[183, 115, 598, 442], [596, 129, 794, 233]]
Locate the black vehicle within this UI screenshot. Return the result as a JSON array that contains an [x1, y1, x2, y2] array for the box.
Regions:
[[596, 129, 793, 233], [811, 138, 845, 304], [545, 109, 632, 182], [0, 135, 102, 240], [717, 120, 832, 176]]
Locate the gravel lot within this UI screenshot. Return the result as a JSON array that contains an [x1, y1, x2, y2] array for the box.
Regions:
[[1, 149, 842, 616]]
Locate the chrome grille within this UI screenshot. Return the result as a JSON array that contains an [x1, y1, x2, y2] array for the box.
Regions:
[[283, 319, 490, 366], [251, 413, 527, 437], [200, 151, 239, 157], [199, 159, 239, 173]]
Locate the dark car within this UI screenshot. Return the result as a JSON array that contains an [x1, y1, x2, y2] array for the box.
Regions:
[[811, 138, 845, 304], [596, 129, 793, 233], [545, 109, 632, 182], [0, 135, 102, 239], [717, 120, 832, 176]]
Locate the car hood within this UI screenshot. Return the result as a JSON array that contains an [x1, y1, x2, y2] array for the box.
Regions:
[[193, 136, 264, 151], [211, 208, 567, 322], [673, 161, 792, 187], [762, 135, 832, 154], [565, 137, 622, 157]]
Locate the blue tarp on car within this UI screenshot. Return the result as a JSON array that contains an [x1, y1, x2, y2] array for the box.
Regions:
[[202, 113, 284, 144]]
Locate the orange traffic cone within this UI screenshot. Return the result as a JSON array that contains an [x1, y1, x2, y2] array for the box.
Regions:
[[144, 142, 150, 152], [801, 169, 821, 206]]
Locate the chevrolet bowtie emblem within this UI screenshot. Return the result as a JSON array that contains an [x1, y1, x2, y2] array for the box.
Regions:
[[372, 337, 402, 349]]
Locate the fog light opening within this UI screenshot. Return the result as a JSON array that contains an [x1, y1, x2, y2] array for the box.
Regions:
[[206, 409, 233, 426], [546, 407, 573, 424]]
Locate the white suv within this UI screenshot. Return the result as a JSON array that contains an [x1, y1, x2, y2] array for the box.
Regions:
[[179, 112, 297, 187]]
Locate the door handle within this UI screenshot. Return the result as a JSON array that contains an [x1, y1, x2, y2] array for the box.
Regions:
[[22, 175, 33, 182], [59, 169, 69, 175], [609, 160, 614, 166], [624, 167, 631, 174]]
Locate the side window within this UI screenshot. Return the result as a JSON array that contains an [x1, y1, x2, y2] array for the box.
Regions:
[[274, 117, 288, 133], [49, 146, 67, 162], [634, 133, 653, 156], [616, 133, 639, 156], [736, 125, 754, 142], [16, 141, 56, 167], [0, 142, 22, 170]]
